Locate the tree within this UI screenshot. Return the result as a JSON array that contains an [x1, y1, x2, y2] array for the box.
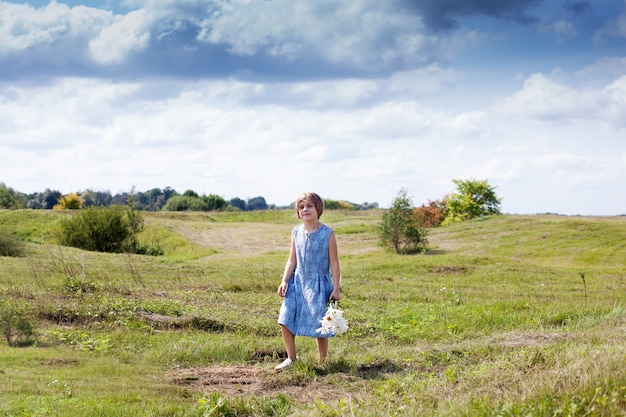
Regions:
[[81, 189, 113, 207], [0, 183, 26, 209], [246, 196, 268, 211], [183, 189, 199, 198], [53, 193, 83, 210], [229, 198, 246, 211], [203, 194, 227, 211], [378, 188, 427, 254], [444, 179, 501, 224], [26, 189, 62, 209], [162, 195, 208, 211], [324, 199, 356, 210]]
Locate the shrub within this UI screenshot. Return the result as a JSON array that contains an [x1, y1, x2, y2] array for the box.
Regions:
[[0, 233, 25, 257], [413, 198, 448, 228], [162, 195, 209, 211], [61, 275, 98, 294], [57, 206, 143, 253], [0, 302, 35, 346], [378, 188, 428, 254], [53, 193, 83, 210], [203, 194, 227, 211]]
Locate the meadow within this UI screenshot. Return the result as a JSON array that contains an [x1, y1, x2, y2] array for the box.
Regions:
[[0, 209, 625, 416]]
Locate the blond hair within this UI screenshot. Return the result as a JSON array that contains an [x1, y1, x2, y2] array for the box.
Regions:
[[295, 192, 324, 219]]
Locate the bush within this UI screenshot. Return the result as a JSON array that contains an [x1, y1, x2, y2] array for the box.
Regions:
[[203, 194, 227, 211], [0, 302, 35, 346], [53, 193, 83, 210], [57, 206, 143, 253], [0, 233, 25, 257], [378, 188, 428, 254], [162, 195, 209, 211], [413, 198, 448, 228], [325, 199, 356, 210]]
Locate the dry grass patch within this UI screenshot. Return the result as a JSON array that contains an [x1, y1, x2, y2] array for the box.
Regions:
[[170, 365, 361, 404], [493, 331, 572, 348]]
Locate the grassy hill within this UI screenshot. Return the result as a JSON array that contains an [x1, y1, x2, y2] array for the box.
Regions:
[[0, 209, 624, 416]]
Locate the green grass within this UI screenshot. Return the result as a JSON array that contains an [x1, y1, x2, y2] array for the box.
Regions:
[[0, 209, 625, 416]]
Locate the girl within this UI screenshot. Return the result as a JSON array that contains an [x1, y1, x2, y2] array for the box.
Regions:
[[275, 192, 341, 370]]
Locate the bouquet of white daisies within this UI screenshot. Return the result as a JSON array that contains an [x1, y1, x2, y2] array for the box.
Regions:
[[316, 301, 349, 336]]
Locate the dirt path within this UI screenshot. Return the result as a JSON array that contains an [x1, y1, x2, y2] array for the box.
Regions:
[[170, 365, 358, 404]]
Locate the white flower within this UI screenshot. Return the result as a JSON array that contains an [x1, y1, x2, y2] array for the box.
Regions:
[[316, 305, 349, 335]]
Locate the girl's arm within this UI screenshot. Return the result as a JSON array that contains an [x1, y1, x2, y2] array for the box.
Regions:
[[277, 234, 297, 297], [328, 231, 341, 301]]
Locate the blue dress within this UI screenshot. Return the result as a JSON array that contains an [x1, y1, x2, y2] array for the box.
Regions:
[[278, 223, 334, 338]]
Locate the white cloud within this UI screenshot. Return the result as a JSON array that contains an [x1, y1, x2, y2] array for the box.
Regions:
[[500, 73, 598, 120], [448, 111, 497, 140], [0, 1, 112, 54], [195, 0, 430, 68], [602, 75, 626, 124], [576, 57, 626, 82], [0, 75, 474, 202], [386, 66, 462, 98], [500, 72, 626, 128], [1, 69, 624, 214], [89, 9, 150, 63], [0, 1, 69, 53]]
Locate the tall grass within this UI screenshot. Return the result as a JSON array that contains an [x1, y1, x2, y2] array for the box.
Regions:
[[0, 209, 624, 416]]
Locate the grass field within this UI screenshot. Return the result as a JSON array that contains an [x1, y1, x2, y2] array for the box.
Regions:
[[0, 209, 625, 416]]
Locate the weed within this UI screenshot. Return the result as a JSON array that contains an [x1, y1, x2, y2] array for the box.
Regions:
[[198, 392, 292, 417], [0, 301, 36, 346], [60, 275, 98, 294], [50, 330, 112, 352]]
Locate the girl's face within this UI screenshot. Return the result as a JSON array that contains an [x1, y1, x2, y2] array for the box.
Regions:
[[298, 198, 319, 220]]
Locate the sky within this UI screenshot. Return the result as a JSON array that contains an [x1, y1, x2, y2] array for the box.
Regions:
[[1, 0, 625, 215]]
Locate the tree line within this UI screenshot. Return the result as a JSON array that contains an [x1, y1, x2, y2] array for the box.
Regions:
[[0, 183, 379, 212]]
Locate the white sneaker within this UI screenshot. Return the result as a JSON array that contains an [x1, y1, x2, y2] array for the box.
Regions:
[[274, 358, 293, 371]]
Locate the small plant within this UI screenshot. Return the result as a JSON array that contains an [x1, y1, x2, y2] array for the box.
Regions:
[[436, 286, 462, 306], [0, 302, 35, 346], [61, 275, 98, 294], [197, 392, 292, 416], [51, 330, 112, 352]]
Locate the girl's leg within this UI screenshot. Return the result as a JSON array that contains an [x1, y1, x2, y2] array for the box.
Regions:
[[316, 337, 328, 362], [280, 325, 297, 360]]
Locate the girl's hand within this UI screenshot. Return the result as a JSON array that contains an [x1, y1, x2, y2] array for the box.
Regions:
[[277, 282, 288, 297], [329, 289, 340, 301]]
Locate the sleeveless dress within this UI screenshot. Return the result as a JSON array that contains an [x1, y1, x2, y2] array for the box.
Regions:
[[278, 223, 334, 338]]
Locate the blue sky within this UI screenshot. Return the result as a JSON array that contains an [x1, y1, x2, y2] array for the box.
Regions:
[[1, 0, 625, 214]]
